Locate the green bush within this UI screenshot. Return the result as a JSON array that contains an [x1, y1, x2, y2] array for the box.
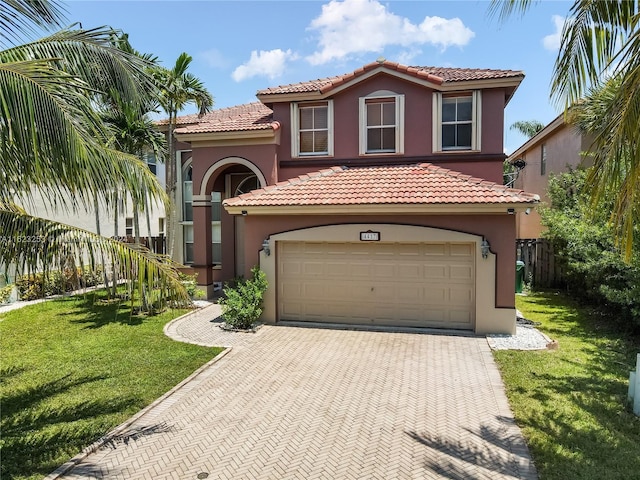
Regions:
[[15, 266, 106, 301], [541, 169, 640, 328], [178, 272, 205, 299], [0, 284, 13, 303], [219, 266, 268, 330]]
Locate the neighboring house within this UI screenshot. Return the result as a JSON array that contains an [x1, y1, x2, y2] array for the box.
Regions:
[[3, 155, 167, 285], [167, 60, 538, 334], [506, 114, 593, 239]]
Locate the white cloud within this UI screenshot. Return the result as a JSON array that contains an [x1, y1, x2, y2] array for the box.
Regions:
[[232, 49, 298, 82], [306, 0, 474, 65], [543, 15, 565, 51]]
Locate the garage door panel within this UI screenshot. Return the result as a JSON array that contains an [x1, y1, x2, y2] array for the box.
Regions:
[[424, 264, 448, 280], [450, 265, 473, 280], [450, 243, 473, 256], [278, 241, 475, 329]]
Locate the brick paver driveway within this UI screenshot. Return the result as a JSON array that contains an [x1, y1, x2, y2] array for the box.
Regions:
[[52, 319, 536, 479]]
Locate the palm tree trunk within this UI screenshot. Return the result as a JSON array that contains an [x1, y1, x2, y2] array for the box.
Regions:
[[166, 118, 176, 259], [93, 191, 110, 292], [111, 196, 119, 297]]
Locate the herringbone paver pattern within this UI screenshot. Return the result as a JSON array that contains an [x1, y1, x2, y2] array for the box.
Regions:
[[51, 310, 537, 480]]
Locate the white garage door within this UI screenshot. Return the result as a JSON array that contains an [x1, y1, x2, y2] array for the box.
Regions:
[[278, 241, 475, 329]]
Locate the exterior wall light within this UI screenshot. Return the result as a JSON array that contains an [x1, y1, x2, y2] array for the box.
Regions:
[[481, 239, 491, 259], [262, 238, 271, 256]]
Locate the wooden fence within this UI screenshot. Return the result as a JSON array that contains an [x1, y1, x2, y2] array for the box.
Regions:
[[516, 238, 565, 288]]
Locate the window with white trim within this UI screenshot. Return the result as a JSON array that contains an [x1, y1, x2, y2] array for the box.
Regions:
[[359, 93, 404, 155], [211, 192, 222, 264], [433, 91, 481, 152], [182, 165, 194, 264], [125, 217, 133, 237], [291, 101, 333, 157]]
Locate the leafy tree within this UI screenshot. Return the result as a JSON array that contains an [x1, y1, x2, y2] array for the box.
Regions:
[[510, 120, 545, 139], [0, 0, 188, 304], [541, 169, 640, 328], [491, 0, 640, 258], [154, 53, 214, 257]]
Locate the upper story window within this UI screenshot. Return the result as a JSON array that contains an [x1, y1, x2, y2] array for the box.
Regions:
[[291, 101, 333, 157], [359, 92, 404, 155], [433, 91, 481, 152]]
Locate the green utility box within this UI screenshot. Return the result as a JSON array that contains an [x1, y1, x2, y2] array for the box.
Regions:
[[516, 260, 525, 293]]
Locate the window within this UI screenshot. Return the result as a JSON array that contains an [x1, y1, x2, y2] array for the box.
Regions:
[[125, 218, 133, 237], [144, 152, 157, 175], [291, 101, 333, 157], [183, 224, 194, 264], [182, 164, 194, 264], [183, 166, 193, 222], [541, 143, 547, 175], [359, 93, 404, 155], [433, 91, 481, 152], [211, 192, 222, 264], [158, 218, 165, 235]]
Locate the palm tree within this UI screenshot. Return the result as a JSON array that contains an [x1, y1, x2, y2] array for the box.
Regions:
[[490, 0, 640, 258], [154, 53, 214, 257], [510, 120, 545, 139], [0, 0, 188, 304]]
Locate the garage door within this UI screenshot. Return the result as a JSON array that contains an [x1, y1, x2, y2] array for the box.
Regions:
[[278, 241, 475, 329]]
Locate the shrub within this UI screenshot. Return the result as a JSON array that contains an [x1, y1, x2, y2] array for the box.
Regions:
[[15, 266, 106, 301], [178, 272, 205, 299], [0, 284, 13, 303], [219, 266, 268, 330], [541, 169, 640, 328]]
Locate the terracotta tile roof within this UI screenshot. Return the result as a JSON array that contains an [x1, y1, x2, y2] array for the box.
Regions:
[[257, 60, 523, 96], [169, 102, 277, 134], [223, 164, 539, 207]]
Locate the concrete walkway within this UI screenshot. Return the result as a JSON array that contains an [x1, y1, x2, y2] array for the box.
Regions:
[[50, 305, 537, 480]]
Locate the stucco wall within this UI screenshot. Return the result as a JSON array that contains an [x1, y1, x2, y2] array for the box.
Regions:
[[242, 213, 516, 310], [513, 123, 585, 239], [270, 74, 508, 184]]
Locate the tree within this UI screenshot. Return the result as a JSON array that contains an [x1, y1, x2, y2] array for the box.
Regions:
[[154, 53, 214, 257], [510, 120, 545, 139], [0, 0, 188, 304], [490, 0, 640, 258]]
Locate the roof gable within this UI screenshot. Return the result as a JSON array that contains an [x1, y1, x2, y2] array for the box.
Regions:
[[257, 60, 524, 102]]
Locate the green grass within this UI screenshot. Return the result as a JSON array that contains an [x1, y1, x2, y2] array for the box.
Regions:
[[494, 292, 640, 480], [0, 291, 223, 480]]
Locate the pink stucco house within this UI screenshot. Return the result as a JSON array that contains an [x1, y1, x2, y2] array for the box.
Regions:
[[169, 60, 538, 334], [507, 114, 592, 239]]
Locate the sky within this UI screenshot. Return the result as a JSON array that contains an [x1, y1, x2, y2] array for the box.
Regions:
[[62, 0, 573, 154]]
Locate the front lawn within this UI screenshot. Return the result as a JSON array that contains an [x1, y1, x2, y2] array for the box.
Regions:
[[0, 292, 223, 480], [494, 292, 640, 480]]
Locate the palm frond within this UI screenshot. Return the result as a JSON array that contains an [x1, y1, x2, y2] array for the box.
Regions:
[[487, 0, 539, 21], [0, 0, 66, 47], [0, 58, 168, 210], [551, 0, 637, 106], [0, 206, 190, 305], [1, 26, 157, 106]]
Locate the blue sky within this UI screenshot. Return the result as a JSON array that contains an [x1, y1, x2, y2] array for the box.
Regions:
[[64, 0, 572, 153]]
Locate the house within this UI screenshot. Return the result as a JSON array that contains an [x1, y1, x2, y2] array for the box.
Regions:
[[506, 114, 592, 239], [2, 155, 166, 286], [170, 60, 539, 334]]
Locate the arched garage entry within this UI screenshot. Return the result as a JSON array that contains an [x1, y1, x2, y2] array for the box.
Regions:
[[258, 224, 513, 334]]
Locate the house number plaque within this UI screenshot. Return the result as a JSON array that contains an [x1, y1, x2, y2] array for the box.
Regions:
[[360, 231, 380, 242]]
